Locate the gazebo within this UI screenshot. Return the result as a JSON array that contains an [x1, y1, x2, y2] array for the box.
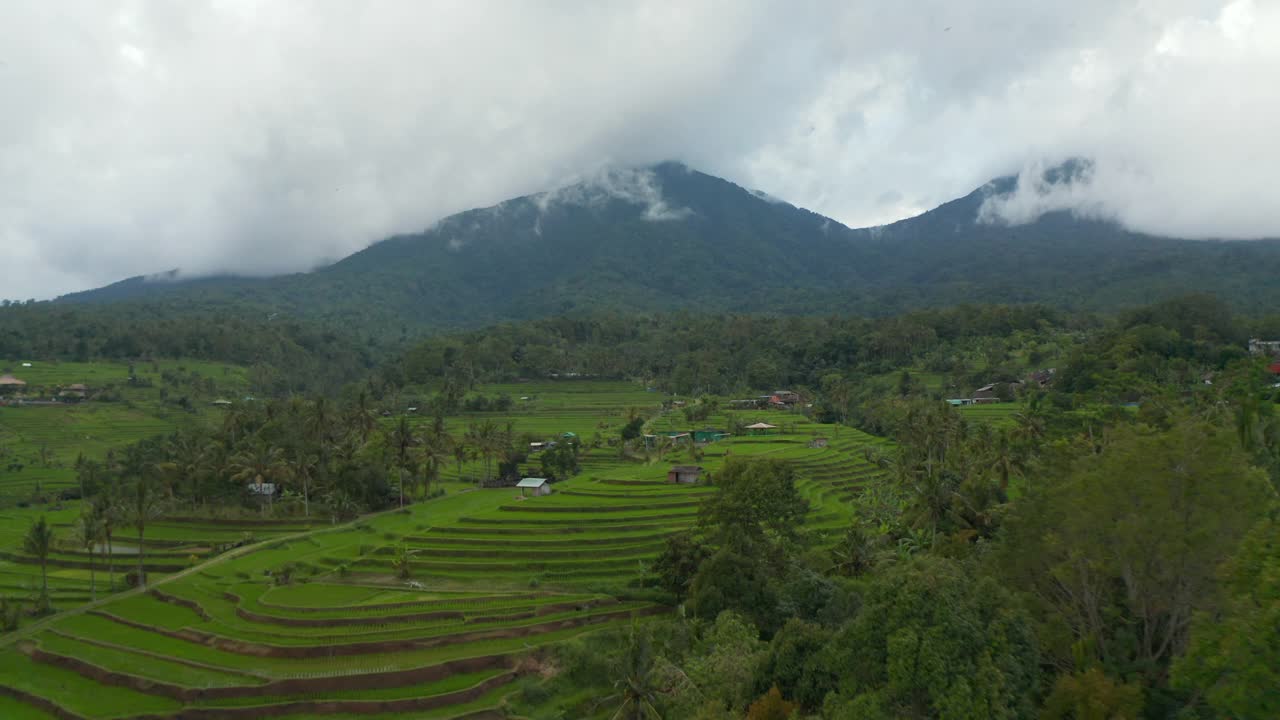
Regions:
[[744, 422, 777, 436]]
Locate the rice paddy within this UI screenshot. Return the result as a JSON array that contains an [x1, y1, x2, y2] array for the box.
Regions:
[[0, 380, 893, 717]]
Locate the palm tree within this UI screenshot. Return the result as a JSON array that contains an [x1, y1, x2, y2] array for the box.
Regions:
[[387, 416, 416, 507], [73, 504, 102, 601], [230, 443, 285, 515], [466, 420, 504, 485], [97, 488, 121, 592], [127, 470, 166, 589], [603, 626, 664, 720], [157, 432, 211, 506], [290, 451, 320, 518], [415, 430, 447, 499], [23, 516, 54, 611], [453, 443, 473, 482], [348, 389, 378, 444], [987, 428, 1021, 492]]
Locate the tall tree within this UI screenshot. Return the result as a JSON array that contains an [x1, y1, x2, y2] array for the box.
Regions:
[[123, 451, 167, 589], [388, 415, 416, 506], [999, 418, 1274, 683], [72, 504, 103, 601], [23, 516, 54, 611]]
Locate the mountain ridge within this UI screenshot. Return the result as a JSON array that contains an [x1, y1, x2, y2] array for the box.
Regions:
[[52, 162, 1280, 334]]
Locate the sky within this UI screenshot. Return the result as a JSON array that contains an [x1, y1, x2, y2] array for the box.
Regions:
[[3, 0, 1279, 300]]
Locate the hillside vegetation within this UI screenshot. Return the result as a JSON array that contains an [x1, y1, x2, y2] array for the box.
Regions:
[[0, 296, 1276, 718], [46, 163, 1280, 337]]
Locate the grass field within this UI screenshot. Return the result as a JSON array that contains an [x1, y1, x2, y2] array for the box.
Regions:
[[0, 360, 249, 501], [955, 402, 1020, 428], [0, 379, 893, 718]]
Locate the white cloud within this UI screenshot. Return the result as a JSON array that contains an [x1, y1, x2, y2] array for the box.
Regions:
[[1, 1, 1277, 300]]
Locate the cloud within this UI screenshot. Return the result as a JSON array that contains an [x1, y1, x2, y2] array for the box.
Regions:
[[533, 167, 692, 222], [1, 1, 1278, 300]]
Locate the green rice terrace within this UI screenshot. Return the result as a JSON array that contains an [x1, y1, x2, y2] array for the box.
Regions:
[[0, 360, 250, 500], [0, 379, 898, 718]]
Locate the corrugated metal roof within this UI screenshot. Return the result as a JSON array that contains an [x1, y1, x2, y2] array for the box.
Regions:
[[517, 478, 548, 488]]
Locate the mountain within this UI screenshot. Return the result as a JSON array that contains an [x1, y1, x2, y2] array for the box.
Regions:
[[56, 162, 1280, 334]]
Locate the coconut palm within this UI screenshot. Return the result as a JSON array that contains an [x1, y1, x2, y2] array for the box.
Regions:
[[415, 430, 447, 499], [72, 503, 103, 601], [230, 442, 285, 515], [348, 389, 378, 444], [603, 626, 664, 720], [125, 467, 167, 589], [23, 516, 54, 611], [97, 487, 121, 592], [386, 416, 417, 507]]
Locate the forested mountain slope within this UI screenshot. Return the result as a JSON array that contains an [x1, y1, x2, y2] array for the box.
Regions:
[[54, 163, 1280, 335]]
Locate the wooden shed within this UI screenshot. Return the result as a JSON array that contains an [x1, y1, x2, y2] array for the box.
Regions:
[[517, 477, 552, 496], [667, 465, 703, 484]]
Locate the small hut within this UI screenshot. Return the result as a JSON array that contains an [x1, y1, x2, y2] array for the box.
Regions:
[[744, 422, 777, 436], [808, 437, 829, 449], [517, 477, 552, 496], [667, 465, 703, 484], [0, 374, 27, 394]]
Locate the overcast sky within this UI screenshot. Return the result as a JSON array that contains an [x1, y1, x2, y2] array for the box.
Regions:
[[3, 1, 1278, 300]]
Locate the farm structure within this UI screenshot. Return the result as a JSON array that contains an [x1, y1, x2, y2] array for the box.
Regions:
[[517, 477, 553, 496], [667, 465, 704, 484]]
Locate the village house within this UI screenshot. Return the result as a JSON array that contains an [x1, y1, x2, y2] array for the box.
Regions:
[[766, 390, 801, 408], [517, 477, 552, 496], [1028, 368, 1056, 388], [667, 465, 703, 484], [59, 383, 89, 402], [0, 374, 27, 395], [1248, 338, 1280, 357], [808, 436, 829, 449]]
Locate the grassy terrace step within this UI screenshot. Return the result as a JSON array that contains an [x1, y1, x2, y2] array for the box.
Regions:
[[233, 590, 616, 627], [354, 554, 654, 574], [556, 488, 715, 499], [388, 542, 664, 559], [33, 632, 266, 689], [84, 602, 661, 656], [184, 669, 514, 710], [495, 499, 701, 512], [55, 611, 648, 679], [458, 511, 696, 526], [251, 588, 581, 615], [134, 584, 645, 641], [0, 550, 187, 573], [0, 650, 180, 718], [428, 522, 685, 535], [402, 532, 675, 547], [27, 634, 517, 704]]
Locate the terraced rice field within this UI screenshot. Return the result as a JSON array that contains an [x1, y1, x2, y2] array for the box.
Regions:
[[0, 360, 249, 500], [956, 403, 1020, 428], [0, 506, 310, 615], [0, 381, 892, 717]]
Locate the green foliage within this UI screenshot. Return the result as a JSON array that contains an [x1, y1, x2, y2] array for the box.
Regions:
[[1173, 516, 1280, 719], [689, 548, 781, 636], [999, 418, 1273, 681], [22, 514, 54, 609], [38, 164, 1280, 342], [746, 686, 797, 720], [697, 458, 808, 550], [821, 557, 1040, 720], [650, 532, 710, 603], [1041, 668, 1144, 720]]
